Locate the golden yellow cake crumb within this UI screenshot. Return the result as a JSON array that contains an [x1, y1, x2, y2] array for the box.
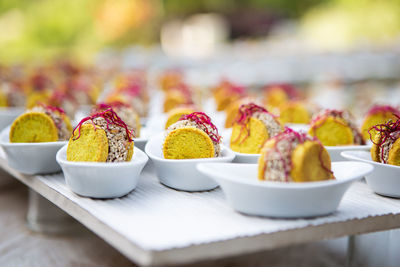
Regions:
[[126, 141, 134, 161], [230, 117, 269, 154], [290, 141, 332, 182], [163, 127, 214, 159], [67, 124, 109, 162], [309, 117, 354, 146], [10, 112, 58, 143]]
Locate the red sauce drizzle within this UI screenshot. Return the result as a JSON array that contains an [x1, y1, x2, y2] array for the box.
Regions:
[[369, 115, 400, 164], [179, 112, 221, 143], [233, 103, 275, 144], [72, 108, 134, 142]]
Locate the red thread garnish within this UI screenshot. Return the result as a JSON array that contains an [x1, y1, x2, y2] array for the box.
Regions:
[[72, 108, 134, 142], [369, 115, 400, 164], [233, 103, 275, 144], [179, 112, 221, 143]]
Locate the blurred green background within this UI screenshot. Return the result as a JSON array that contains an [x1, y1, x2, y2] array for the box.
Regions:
[[1, 0, 400, 62]]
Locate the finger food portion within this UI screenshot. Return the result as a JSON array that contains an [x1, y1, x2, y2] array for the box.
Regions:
[[67, 108, 135, 162], [309, 109, 364, 146], [258, 128, 334, 182], [163, 112, 221, 159], [93, 101, 141, 137], [370, 117, 400, 166], [362, 105, 400, 141], [230, 103, 282, 154], [9, 105, 72, 143]]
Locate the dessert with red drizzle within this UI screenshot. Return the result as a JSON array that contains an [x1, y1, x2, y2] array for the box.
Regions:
[[230, 103, 282, 154], [163, 112, 221, 159], [93, 101, 141, 137], [67, 108, 135, 162], [309, 109, 364, 146], [361, 105, 400, 141], [258, 128, 334, 182], [371, 116, 400, 166]]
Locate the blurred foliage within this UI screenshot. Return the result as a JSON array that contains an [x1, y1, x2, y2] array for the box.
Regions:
[[163, 0, 326, 18], [1, 0, 400, 62], [301, 0, 400, 50]]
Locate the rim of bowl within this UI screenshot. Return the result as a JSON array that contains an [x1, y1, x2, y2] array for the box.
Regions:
[[197, 161, 373, 189], [341, 150, 400, 170], [56, 144, 148, 167]]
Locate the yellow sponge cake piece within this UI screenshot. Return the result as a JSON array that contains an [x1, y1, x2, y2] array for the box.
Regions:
[[309, 109, 364, 146], [230, 103, 282, 154], [10, 112, 58, 143], [67, 124, 109, 162], [163, 112, 221, 159], [163, 127, 214, 159], [258, 129, 333, 182]]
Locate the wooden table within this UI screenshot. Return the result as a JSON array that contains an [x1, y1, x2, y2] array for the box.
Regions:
[[1, 158, 400, 266]]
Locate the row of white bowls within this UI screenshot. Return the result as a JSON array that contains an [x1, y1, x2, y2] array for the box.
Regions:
[[0, 125, 382, 218]]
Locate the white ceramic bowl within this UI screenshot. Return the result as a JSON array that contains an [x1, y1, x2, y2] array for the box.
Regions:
[[0, 127, 66, 174], [341, 150, 400, 198], [197, 161, 373, 218], [326, 144, 372, 161], [0, 107, 24, 130], [145, 133, 235, 192], [56, 145, 148, 198]]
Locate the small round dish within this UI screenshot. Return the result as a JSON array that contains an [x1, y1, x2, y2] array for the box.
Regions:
[[341, 150, 400, 198], [0, 107, 24, 130], [56, 145, 148, 198], [0, 126, 66, 174], [326, 144, 372, 161], [197, 161, 373, 218], [145, 133, 235, 192]]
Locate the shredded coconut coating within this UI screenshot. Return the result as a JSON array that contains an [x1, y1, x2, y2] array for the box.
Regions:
[[379, 131, 400, 163], [253, 112, 281, 138], [87, 117, 132, 162], [29, 106, 71, 141], [115, 106, 139, 137], [166, 119, 221, 157], [264, 138, 300, 182]]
